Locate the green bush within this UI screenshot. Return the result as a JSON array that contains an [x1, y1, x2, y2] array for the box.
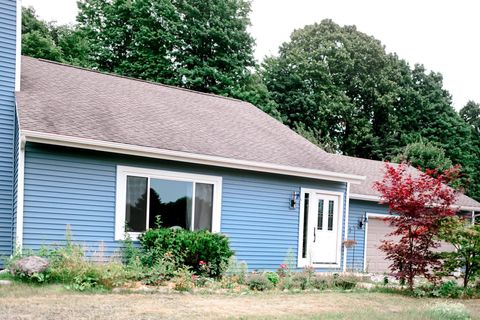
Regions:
[[436, 281, 463, 299], [138, 228, 234, 278], [266, 272, 280, 286], [247, 273, 273, 291]]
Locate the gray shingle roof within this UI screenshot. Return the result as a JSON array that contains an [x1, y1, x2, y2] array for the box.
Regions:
[[331, 154, 480, 210], [16, 56, 480, 210], [16, 56, 351, 176]]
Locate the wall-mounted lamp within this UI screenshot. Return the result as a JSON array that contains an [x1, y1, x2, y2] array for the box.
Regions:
[[290, 191, 300, 209], [358, 213, 368, 229]]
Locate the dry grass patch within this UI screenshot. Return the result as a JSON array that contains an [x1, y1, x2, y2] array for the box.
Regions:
[[0, 284, 479, 320]]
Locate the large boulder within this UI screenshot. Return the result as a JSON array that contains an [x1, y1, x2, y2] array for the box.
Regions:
[[10, 256, 49, 276]]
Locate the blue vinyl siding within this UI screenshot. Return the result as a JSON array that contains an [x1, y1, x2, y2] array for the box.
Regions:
[[0, 0, 17, 267], [345, 199, 389, 271], [23, 143, 348, 271]]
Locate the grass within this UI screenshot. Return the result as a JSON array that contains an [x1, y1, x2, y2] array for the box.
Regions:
[[0, 283, 479, 319]]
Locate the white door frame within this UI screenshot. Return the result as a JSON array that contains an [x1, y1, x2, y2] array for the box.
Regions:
[[297, 188, 344, 268]]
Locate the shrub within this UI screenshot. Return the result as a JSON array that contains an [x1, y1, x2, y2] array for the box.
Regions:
[[436, 280, 463, 299], [266, 272, 280, 286], [426, 302, 470, 320], [225, 256, 248, 284], [291, 272, 310, 290], [437, 216, 480, 290], [173, 267, 195, 292], [311, 275, 329, 290], [141, 255, 177, 286], [333, 274, 358, 290], [247, 273, 273, 291], [139, 228, 234, 278]]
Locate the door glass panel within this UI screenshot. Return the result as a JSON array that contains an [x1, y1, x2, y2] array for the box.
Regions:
[[125, 176, 148, 232], [302, 193, 309, 259], [194, 183, 214, 231], [317, 199, 324, 230], [148, 178, 193, 229], [327, 200, 334, 231]]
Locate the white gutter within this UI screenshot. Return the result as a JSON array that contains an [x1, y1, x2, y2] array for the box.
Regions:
[[16, 134, 25, 248], [21, 130, 366, 184], [350, 193, 480, 212]]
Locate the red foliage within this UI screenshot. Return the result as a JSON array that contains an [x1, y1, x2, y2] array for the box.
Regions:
[[373, 162, 459, 289]]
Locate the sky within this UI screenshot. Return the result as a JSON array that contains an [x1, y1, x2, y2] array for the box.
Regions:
[[21, 0, 480, 109]]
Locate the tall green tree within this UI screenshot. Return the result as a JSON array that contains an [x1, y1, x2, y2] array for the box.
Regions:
[[21, 7, 63, 61], [76, 0, 255, 96], [262, 19, 480, 199], [21, 7, 92, 67], [262, 20, 403, 158], [460, 100, 480, 134]]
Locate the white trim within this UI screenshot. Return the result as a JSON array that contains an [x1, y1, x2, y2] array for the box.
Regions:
[[15, 0, 21, 92], [363, 212, 393, 272], [350, 192, 480, 212], [350, 193, 381, 202], [297, 188, 344, 269], [21, 130, 365, 184], [16, 135, 26, 248], [114, 165, 222, 241], [342, 182, 350, 271]]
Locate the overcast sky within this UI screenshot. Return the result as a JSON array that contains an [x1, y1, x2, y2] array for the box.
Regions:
[[22, 0, 480, 109]]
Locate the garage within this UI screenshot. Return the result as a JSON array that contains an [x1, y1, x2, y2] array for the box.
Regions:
[[364, 215, 396, 273], [364, 214, 456, 273]]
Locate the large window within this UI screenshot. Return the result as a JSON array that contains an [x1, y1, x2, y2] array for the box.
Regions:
[[115, 166, 222, 240]]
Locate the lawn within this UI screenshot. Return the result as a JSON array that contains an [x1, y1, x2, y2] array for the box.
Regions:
[[0, 284, 479, 320]]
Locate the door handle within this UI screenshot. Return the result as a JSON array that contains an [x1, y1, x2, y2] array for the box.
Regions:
[[313, 227, 316, 242]]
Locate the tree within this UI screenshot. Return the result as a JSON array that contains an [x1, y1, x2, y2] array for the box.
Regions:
[[173, 0, 256, 95], [76, 0, 255, 96], [437, 216, 480, 289], [21, 6, 92, 67], [374, 163, 458, 289], [21, 7, 63, 61], [262, 20, 405, 158], [460, 100, 480, 134], [393, 140, 453, 172]]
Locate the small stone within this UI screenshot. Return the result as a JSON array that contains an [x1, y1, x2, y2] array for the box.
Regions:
[[0, 280, 13, 286]]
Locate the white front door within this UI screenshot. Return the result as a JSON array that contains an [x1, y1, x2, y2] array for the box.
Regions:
[[308, 193, 341, 265]]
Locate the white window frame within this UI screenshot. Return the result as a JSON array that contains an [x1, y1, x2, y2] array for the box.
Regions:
[[115, 165, 222, 240], [297, 188, 344, 269]]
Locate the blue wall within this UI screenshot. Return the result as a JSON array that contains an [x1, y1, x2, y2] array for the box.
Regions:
[[0, 0, 18, 267], [22, 143, 348, 271], [345, 199, 389, 271]]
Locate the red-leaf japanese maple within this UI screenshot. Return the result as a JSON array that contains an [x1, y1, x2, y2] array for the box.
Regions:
[[374, 162, 459, 289]]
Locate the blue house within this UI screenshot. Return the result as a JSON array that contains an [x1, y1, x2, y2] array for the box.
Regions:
[[1, 1, 479, 272]]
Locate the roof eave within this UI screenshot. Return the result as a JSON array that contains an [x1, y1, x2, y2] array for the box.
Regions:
[[350, 193, 480, 212], [21, 130, 366, 184]]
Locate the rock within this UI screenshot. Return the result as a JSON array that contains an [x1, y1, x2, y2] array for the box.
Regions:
[[0, 269, 9, 274], [0, 280, 13, 286], [11, 256, 49, 276]]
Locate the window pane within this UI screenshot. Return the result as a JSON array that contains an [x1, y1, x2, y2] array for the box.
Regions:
[[125, 176, 148, 232], [148, 179, 193, 229], [317, 199, 324, 230], [302, 193, 309, 259], [194, 183, 214, 231], [327, 200, 334, 231]]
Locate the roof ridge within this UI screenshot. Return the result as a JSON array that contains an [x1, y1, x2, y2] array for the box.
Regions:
[[28, 56, 248, 104]]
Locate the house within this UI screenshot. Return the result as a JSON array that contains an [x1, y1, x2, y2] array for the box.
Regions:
[[1, 0, 479, 272]]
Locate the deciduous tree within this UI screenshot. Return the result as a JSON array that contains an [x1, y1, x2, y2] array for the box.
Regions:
[[374, 163, 458, 289]]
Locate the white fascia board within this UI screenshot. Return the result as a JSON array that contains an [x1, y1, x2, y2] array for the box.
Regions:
[[15, 0, 22, 92], [21, 130, 366, 184], [350, 193, 480, 212]]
